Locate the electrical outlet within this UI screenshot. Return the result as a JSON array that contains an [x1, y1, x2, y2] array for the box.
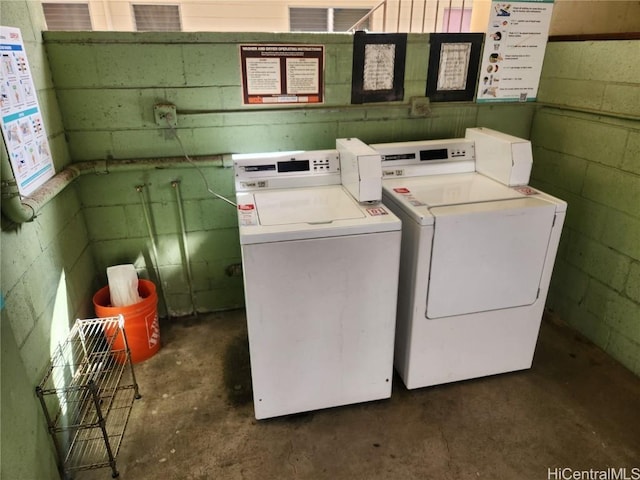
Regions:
[[225, 263, 243, 277], [410, 97, 432, 117], [154, 103, 177, 127]]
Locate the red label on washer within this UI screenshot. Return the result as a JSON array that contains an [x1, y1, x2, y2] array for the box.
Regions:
[[394, 187, 410, 194], [238, 204, 255, 211], [513, 186, 539, 196], [366, 207, 388, 216]]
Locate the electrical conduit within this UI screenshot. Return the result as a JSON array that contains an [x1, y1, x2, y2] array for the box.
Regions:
[[0, 154, 231, 223], [172, 180, 198, 316]]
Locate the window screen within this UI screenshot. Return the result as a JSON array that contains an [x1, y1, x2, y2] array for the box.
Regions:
[[42, 3, 92, 31], [334, 8, 370, 32], [133, 4, 182, 31], [290, 7, 370, 32], [289, 7, 328, 32]]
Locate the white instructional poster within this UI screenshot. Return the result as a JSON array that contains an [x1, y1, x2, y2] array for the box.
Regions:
[[240, 45, 324, 105], [1, 26, 54, 196], [437, 42, 472, 91], [477, 0, 554, 103], [363, 44, 396, 91]]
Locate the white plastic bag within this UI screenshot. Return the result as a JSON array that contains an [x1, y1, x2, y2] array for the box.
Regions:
[[107, 264, 142, 307]]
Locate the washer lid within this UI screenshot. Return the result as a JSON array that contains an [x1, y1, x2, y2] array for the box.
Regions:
[[255, 186, 364, 225], [237, 186, 401, 244]]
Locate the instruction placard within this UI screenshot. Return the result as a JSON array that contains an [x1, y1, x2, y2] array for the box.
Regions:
[[477, 0, 554, 103], [1, 26, 55, 196], [437, 42, 472, 91], [240, 44, 324, 105]]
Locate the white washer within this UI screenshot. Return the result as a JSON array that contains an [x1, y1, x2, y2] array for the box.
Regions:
[[234, 148, 401, 419], [372, 129, 567, 390]]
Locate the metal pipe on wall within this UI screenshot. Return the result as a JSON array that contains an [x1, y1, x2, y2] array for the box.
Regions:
[[409, 0, 415, 32], [1, 152, 35, 223], [136, 184, 171, 319], [0, 154, 228, 224], [383, 1, 387, 30], [171, 180, 197, 316]]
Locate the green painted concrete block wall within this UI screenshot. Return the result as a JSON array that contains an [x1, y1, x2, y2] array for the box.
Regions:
[[531, 41, 640, 376], [0, 2, 93, 478], [0, 7, 637, 480], [42, 31, 536, 318], [78, 168, 244, 315]]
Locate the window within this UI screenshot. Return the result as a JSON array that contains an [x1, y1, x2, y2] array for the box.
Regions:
[[442, 8, 472, 33], [42, 3, 92, 31], [290, 7, 328, 32], [132, 4, 182, 32], [38, 1, 481, 34], [290, 7, 370, 32], [333, 8, 370, 32]]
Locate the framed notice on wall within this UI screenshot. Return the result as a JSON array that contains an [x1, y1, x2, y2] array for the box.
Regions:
[[426, 33, 484, 102], [351, 32, 407, 104], [1, 26, 55, 196], [239, 44, 324, 105], [477, 0, 554, 102]]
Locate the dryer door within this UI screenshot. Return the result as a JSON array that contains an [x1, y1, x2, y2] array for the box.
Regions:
[[426, 197, 556, 319]]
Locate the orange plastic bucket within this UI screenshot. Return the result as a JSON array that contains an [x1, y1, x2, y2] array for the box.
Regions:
[[93, 279, 161, 363]]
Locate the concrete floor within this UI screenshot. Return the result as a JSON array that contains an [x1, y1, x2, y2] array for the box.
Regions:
[[80, 310, 640, 480]]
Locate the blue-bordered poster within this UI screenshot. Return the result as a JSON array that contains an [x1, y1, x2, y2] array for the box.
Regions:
[[1, 26, 54, 196], [477, 0, 554, 103]]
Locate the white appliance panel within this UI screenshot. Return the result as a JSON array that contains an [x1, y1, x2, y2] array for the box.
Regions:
[[465, 127, 533, 186], [337, 138, 383, 202], [427, 197, 556, 318], [254, 186, 364, 226], [405, 304, 546, 388], [391, 173, 523, 207], [237, 189, 400, 244], [384, 191, 565, 389], [241, 231, 400, 419], [385, 201, 432, 383], [378, 134, 567, 390], [403, 210, 565, 389]]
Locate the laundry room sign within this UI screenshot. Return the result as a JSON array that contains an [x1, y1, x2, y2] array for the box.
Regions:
[[239, 44, 324, 105], [477, 0, 554, 103], [0, 26, 55, 196]]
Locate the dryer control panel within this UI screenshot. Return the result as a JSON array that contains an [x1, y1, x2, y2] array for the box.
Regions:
[[372, 139, 476, 178], [233, 150, 341, 192]]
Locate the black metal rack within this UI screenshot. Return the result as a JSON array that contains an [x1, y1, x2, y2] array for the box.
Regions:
[[36, 316, 141, 479]]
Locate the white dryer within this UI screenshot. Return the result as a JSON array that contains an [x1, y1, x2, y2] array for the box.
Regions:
[[233, 145, 401, 419], [372, 128, 567, 389]]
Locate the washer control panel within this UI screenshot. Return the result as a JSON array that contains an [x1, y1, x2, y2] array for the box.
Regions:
[[312, 156, 333, 172], [233, 150, 340, 191]]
